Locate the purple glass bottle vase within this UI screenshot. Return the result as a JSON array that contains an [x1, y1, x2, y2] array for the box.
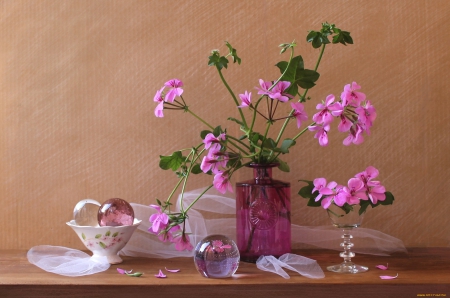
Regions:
[[235, 163, 291, 263]]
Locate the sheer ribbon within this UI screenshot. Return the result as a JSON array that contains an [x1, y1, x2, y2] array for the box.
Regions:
[[121, 187, 407, 258]]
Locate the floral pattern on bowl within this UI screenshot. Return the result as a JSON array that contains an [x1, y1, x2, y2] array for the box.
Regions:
[[67, 219, 141, 264], [81, 230, 125, 250]]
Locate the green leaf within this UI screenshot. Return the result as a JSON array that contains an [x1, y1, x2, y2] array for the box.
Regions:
[[159, 151, 185, 171], [342, 31, 353, 44], [297, 180, 315, 199], [200, 130, 212, 139], [295, 69, 320, 89], [208, 51, 229, 70], [112, 232, 119, 237], [213, 125, 223, 137], [99, 242, 107, 249], [359, 200, 371, 215], [276, 55, 319, 93], [306, 31, 317, 42], [228, 117, 244, 127], [342, 203, 354, 214], [312, 35, 322, 48], [276, 158, 290, 172], [95, 234, 102, 239], [156, 198, 162, 206], [380, 191, 395, 205], [250, 132, 261, 144], [191, 163, 202, 174], [262, 138, 276, 150], [275, 55, 304, 83], [279, 139, 296, 154], [81, 233, 86, 240], [105, 231, 111, 237], [225, 41, 241, 64], [298, 180, 321, 207]]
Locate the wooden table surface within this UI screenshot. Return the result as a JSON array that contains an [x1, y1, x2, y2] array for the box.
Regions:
[[0, 248, 449, 298]]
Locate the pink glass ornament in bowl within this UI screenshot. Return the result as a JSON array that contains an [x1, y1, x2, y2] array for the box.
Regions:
[[98, 198, 135, 227]]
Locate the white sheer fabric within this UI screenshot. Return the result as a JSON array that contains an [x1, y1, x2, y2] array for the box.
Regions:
[[256, 253, 325, 279], [121, 187, 407, 258], [27, 245, 110, 277]]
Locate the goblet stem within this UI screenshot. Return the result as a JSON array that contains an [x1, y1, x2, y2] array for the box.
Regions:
[[327, 227, 368, 274], [340, 228, 355, 265]]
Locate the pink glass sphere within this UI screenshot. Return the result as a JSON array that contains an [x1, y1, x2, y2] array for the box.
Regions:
[[97, 198, 134, 226]]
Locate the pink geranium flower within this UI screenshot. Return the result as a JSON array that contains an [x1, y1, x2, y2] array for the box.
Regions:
[[313, 94, 340, 125], [203, 133, 226, 150], [200, 155, 226, 174], [148, 205, 169, 234], [269, 81, 293, 102], [312, 178, 330, 202], [343, 124, 364, 145], [172, 233, 193, 251], [154, 102, 164, 118], [164, 79, 184, 103], [337, 114, 353, 132], [153, 86, 165, 118], [355, 100, 376, 134], [309, 124, 330, 146], [213, 171, 233, 194], [256, 79, 273, 96], [355, 166, 386, 204], [341, 82, 366, 107], [291, 102, 308, 128], [342, 178, 368, 205], [367, 184, 386, 204], [355, 166, 380, 186], [238, 91, 252, 108], [157, 225, 181, 242]]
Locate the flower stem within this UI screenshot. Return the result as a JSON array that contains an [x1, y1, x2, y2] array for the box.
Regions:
[[258, 122, 272, 163], [275, 44, 327, 145], [165, 177, 186, 208], [272, 122, 315, 161], [179, 147, 205, 212], [186, 108, 214, 130], [216, 67, 248, 129], [184, 184, 214, 213]]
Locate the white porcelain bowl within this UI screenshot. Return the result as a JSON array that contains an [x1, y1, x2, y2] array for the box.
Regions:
[[66, 218, 141, 264]]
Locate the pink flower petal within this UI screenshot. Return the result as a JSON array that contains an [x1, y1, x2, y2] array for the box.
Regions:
[[165, 267, 180, 273], [117, 268, 132, 275], [155, 269, 167, 278], [379, 273, 398, 280], [376, 263, 389, 270]]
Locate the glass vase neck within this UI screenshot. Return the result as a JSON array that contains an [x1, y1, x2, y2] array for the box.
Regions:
[[247, 163, 279, 182]]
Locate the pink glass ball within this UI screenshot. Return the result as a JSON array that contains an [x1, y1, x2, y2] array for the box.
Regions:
[[97, 198, 134, 226]]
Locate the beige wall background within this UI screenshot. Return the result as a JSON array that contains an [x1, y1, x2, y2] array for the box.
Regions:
[[0, 0, 449, 250]]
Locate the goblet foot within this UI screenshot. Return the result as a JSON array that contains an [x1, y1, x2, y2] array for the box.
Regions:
[[327, 262, 368, 274]]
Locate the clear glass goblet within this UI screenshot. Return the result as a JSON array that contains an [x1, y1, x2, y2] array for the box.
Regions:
[[326, 203, 368, 274]]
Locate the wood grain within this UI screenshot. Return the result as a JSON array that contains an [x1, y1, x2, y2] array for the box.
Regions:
[[0, 248, 448, 298]]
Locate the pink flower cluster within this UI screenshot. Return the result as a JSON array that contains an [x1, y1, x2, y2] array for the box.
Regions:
[[200, 132, 233, 194], [148, 205, 193, 251], [153, 79, 184, 118], [308, 82, 376, 146], [312, 166, 386, 209]]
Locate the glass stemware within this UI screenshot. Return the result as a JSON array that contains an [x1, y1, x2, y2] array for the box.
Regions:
[[326, 203, 368, 274]]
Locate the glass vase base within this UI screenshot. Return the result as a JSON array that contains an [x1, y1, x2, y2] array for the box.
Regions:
[[327, 263, 368, 274]]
